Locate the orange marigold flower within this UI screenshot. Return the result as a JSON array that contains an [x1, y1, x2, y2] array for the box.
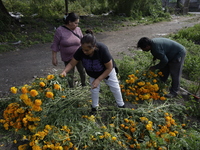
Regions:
[[160, 96, 166, 101], [54, 84, 61, 90], [182, 124, 186, 127], [39, 82, 46, 87], [30, 89, 38, 97], [21, 86, 29, 94], [34, 99, 42, 106], [46, 92, 54, 98], [47, 74, 54, 80], [10, 87, 17, 94], [153, 79, 157, 83]]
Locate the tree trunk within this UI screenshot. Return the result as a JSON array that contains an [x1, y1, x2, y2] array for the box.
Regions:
[[0, 0, 10, 16], [65, 0, 68, 13], [183, 0, 190, 14]]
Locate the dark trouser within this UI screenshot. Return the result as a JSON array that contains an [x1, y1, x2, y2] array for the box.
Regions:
[[160, 54, 186, 95], [64, 61, 86, 88]]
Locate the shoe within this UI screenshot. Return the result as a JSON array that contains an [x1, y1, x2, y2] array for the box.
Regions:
[[90, 107, 97, 115], [118, 105, 125, 108], [164, 93, 177, 98]]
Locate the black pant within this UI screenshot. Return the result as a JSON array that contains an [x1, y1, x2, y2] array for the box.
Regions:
[[160, 54, 186, 95]]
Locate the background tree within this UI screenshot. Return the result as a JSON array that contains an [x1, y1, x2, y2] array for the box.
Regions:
[[0, 0, 9, 16]]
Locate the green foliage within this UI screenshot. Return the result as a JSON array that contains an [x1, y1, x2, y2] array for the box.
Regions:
[[185, 98, 200, 117], [116, 50, 152, 81], [170, 33, 200, 82], [173, 24, 200, 42], [107, 0, 170, 19]]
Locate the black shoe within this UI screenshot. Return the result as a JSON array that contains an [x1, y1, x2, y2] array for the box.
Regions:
[[90, 107, 97, 115], [118, 105, 125, 108], [164, 93, 177, 98]]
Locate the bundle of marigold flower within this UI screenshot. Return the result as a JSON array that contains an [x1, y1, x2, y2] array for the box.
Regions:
[[120, 70, 168, 103]]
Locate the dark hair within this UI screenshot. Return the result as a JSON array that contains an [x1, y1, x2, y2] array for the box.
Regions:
[[63, 12, 79, 24], [137, 37, 152, 49], [81, 29, 96, 47]]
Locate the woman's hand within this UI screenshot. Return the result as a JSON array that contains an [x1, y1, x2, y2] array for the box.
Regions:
[[60, 71, 67, 77], [52, 51, 58, 66], [92, 79, 101, 89], [52, 57, 58, 66]]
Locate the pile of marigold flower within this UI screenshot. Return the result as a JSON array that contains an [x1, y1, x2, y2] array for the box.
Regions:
[[120, 70, 168, 103], [0, 74, 189, 150]]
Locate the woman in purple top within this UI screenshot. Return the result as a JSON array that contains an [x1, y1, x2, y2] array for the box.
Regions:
[[60, 30, 125, 114], [51, 12, 86, 88]]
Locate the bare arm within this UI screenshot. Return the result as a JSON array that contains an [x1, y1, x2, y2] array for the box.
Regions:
[[60, 58, 79, 76], [52, 51, 58, 66], [92, 60, 113, 89]]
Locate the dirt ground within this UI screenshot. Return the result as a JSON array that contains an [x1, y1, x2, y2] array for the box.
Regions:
[[1, 14, 200, 98]]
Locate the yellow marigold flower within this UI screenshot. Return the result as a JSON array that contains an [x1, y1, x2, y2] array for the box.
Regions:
[[153, 79, 157, 83], [112, 137, 117, 141], [146, 124, 153, 130], [137, 81, 145, 86], [0, 119, 5, 123], [143, 94, 150, 100], [100, 125, 106, 129], [99, 135, 104, 139], [23, 98, 33, 106], [124, 118, 129, 123], [104, 132, 111, 138], [32, 105, 42, 112], [54, 84, 61, 90], [174, 131, 179, 134], [13, 140, 17, 144], [169, 132, 176, 137], [109, 124, 115, 127], [18, 144, 28, 150], [32, 145, 42, 150], [39, 82, 46, 87], [46, 92, 54, 98], [20, 94, 29, 101], [10, 87, 17, 94], [16, 108, 25, 114], [3, 123, 9, 130], [47, 74, 54, 80], [34, 99, 42, 106], [30, 89, 39, 97], [21, 86, 28, 94], [140, 117, 148, 122]]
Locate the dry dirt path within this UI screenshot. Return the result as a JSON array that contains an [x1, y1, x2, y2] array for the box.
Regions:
[[1, 14, 200, 97]]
